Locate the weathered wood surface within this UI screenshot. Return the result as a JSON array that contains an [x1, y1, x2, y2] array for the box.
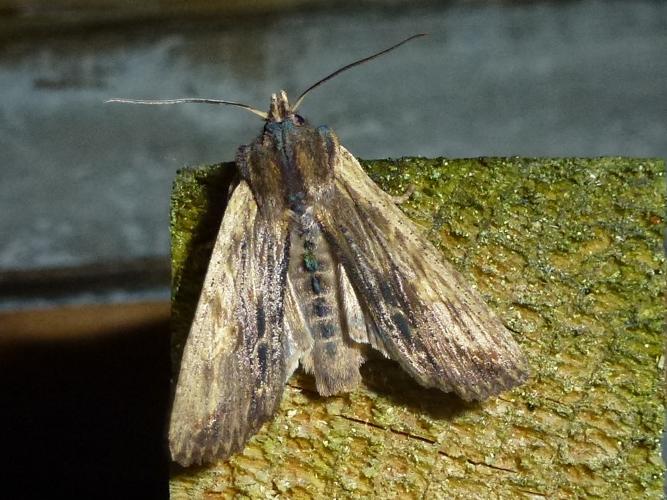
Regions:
[[170, 157, 664, 498]]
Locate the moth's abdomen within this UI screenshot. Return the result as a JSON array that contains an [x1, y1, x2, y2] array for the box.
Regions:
[[287, 211, 363, 396]]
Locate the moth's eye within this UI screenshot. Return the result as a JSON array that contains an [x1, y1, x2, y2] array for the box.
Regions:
[[292, 114, 305, 126]]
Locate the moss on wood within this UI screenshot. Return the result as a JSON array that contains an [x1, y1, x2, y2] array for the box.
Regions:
[[170, 157, 665, 499]]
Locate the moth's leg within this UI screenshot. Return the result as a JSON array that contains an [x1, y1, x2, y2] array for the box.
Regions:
[[391, 184, 416, 205]]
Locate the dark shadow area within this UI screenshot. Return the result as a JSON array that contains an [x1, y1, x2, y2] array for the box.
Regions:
[[293, 355, 473, 422], [360, 357, 476, 420], [0, 319, 171, 499]]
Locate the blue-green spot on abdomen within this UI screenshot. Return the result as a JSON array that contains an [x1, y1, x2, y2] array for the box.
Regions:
[[311, 275, 322, 294], [303, 251, 318, 272], [320, 323, 336, 339], [313, 297, 331, 317]]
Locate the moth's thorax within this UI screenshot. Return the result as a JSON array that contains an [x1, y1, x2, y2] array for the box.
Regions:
[[236, 104, 340, 218]]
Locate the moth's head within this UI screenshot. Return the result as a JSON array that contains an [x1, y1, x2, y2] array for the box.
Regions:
[[267, 90, 306, 125]]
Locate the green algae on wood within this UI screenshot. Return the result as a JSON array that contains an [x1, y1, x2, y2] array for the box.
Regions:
[[170, 157, 665, 499]]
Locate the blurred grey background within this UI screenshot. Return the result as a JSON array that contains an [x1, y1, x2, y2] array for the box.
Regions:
[[0, 0, 665, 307]]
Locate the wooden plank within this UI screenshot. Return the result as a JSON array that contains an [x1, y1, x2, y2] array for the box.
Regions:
[[169, 157, 665, 498]]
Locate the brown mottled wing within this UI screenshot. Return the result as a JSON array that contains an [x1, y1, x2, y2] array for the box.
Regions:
[[317, 147, 529, 401], [169, 180, 289, 466]]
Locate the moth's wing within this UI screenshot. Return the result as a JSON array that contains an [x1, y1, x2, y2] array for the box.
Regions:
[[318, 147, 529, 402], [169, 180, 290, 466]]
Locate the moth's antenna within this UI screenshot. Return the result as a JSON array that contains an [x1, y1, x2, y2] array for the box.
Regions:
[[291, 33, 427, 113], [106, 98, 269, 120]]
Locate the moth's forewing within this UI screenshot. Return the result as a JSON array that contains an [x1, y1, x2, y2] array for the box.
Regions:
[[169, 180, 289, 466], [317, 145, 529, 402]]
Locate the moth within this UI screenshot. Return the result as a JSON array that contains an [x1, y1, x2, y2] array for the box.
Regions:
[[110, 34, 528, 467]]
